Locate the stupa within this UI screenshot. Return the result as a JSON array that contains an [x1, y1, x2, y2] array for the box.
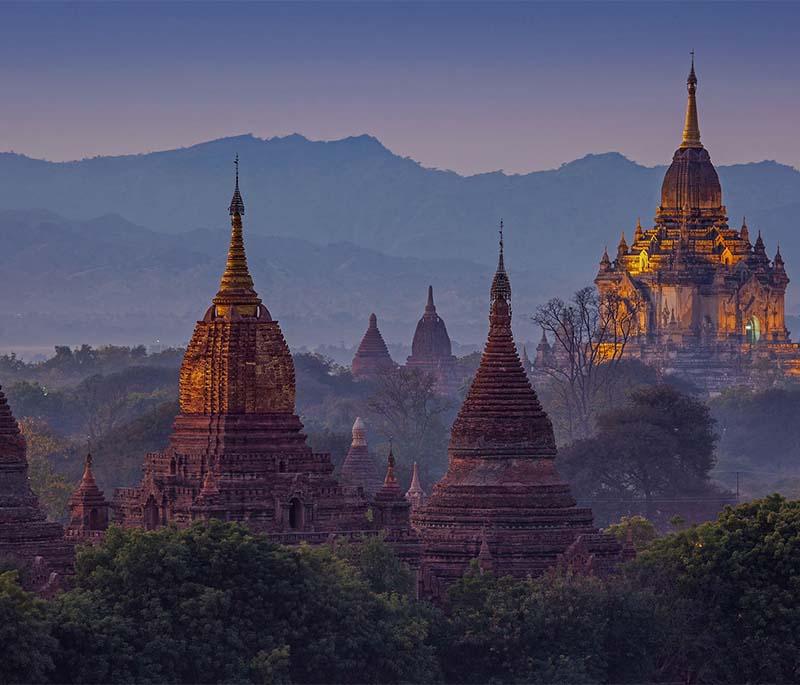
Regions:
[[66, 452, 109, 541], [413, 225, 623, 600], [339, 417, 383, 498], [405, 286, 459, 394], [0, 385, 73, 590], [352, 313, 395, 379]]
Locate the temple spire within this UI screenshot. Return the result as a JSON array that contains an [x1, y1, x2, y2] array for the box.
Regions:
[[491, 219, 512, 307], [426, 285, 435, 312], [681, 51, 703, 149], [214, 156, 260, 309]]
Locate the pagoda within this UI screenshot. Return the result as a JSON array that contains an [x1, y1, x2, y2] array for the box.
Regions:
[[595, 57, 799, 388], [404, 461, 426, 512], [66, 452, 109, 542], [413, 226, 623, 600], [114, 160, 373, 534], [339, 417, 383, 498], [405, 286, 459, 395], [352, 313, 395, 379], [0, 385, 73, 590]]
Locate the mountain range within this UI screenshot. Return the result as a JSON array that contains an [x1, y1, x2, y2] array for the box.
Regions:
[[0, 134, 798, 353]]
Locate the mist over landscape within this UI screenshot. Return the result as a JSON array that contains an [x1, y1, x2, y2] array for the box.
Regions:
[[2, 133, 799, 355]]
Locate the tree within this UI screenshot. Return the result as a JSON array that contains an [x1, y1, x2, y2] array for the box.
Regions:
[[559, 385, 723, 524], [0, 572, 57, 685], [18, 418, 74, 522], [437, 563, 659, 684], [605, 515, 658, 552], [50, 522, 440, 684], [332, 534, 416, 596], [368, 367, 454, 485], [533, 286, 640, 441], [628, 495, 800, 683]]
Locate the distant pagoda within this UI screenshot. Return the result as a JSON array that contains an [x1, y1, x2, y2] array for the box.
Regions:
[[413, 225, 623, 599], [114, 159, 377, 535], [405, 285, 459, 395], [352, 313, 395, 379], [0, 386, 73, 591], [66, 452, 109, 542], [339, 417, 383, 498]]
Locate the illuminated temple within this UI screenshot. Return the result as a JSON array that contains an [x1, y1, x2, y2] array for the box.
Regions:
[[113, 162, 418, 564], [595, 58, 799, 389]]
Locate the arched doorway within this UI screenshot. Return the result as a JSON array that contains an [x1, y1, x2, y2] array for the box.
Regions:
[[143, 496, 159, 530], [288, 498, 304, 530], [745, 315, 761, 344]]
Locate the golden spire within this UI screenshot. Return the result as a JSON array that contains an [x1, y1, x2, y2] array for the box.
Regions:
[[213, 155, 261, 312], [681, 51, 703, 149]]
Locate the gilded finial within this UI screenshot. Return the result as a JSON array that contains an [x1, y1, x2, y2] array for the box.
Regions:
[[680, 51, 702, 149], [214, 156, 260, 310]]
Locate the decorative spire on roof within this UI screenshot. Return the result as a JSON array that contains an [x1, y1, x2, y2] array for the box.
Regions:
[[477, 527, 494, 573], [599, 246, 611, 271], [617, 231, 628, 258], [375, 442, 403, 500], [229, 154, 245, 216], [490, 219, 512, 306], [634, 217, 644, 242], [67, 448, 109, 535], [339, 416, 382, 497], [425, 285, 435, 313], [213, 156, 261, 312], [740, 216, 750, 243], [681, 51, 703, 149], [405, 461, 426, 511], [775, 244, 785, 269]]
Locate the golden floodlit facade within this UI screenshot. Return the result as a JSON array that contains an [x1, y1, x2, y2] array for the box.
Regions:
[[595, 58, 799, 389]]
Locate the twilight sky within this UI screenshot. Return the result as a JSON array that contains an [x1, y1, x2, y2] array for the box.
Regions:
[[1, 1, 798, 175]]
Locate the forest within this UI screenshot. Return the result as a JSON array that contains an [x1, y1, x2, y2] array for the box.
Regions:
[[2, 495, 800, 684]]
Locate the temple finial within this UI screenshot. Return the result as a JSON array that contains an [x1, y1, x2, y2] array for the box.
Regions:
[[214, 157, 260, 309], [490, 219, 512, 305], [426, 285, 435, 311], [681, 51, 702, 149], [228, 154, 245, 216]]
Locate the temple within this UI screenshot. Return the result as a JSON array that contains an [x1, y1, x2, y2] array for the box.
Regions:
[[413, 226, 624, 600], [113, 161, 415, 557], [66, 452, 109, 542], [405, 286, 459, 394], [339, 417, 383, 498], [595, 57, 799, 389], [352, 313, 396, 380], [0, 385, 73, 591]]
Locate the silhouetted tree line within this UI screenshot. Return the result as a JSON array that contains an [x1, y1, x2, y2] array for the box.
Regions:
[[3, 495, 800, 684]]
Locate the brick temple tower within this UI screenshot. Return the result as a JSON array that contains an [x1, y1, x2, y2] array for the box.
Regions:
[[405, 286, 459, 395], [114, 160, 372, 534], [339, 417, 383, 498], [66, 452, 109, 541], [0, 386, 73, 589], [352, 313, 395, 380], [404, 461, 426, 512], [413, 225, 623, 600]]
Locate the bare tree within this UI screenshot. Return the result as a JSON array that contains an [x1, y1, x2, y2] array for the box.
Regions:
[[367, 367, 454, 484], [532, 286, 640, 441]]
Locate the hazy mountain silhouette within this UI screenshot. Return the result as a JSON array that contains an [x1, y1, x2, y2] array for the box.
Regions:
[[0, 209, 573, 353], [1, 134, 798, 350]]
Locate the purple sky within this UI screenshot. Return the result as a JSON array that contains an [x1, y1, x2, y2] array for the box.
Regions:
[[1, 1, 798, 174]]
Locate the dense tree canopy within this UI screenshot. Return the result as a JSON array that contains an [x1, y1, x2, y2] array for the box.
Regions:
[[559, 385, 726, 525], [628, 495, 800, 683]]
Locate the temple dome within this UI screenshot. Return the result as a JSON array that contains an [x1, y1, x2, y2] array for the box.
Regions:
[[410, 286, 453, 360], [660, 146, 722, 212], [352, 313, 395, 379]]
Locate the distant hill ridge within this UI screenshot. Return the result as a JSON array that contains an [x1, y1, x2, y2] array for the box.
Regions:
[[0, 134, 798, 348]]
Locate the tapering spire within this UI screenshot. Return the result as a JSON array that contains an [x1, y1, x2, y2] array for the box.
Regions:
[[425, 285, 435, 313], [491, 219, 511, 307], [213, 156, 260, 310], [405, 461, 426, 510], [376, 443, 403, 498], [229, 154, 245, 216], [740, 216, 750, 243], [681, 51, 703, 149]]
